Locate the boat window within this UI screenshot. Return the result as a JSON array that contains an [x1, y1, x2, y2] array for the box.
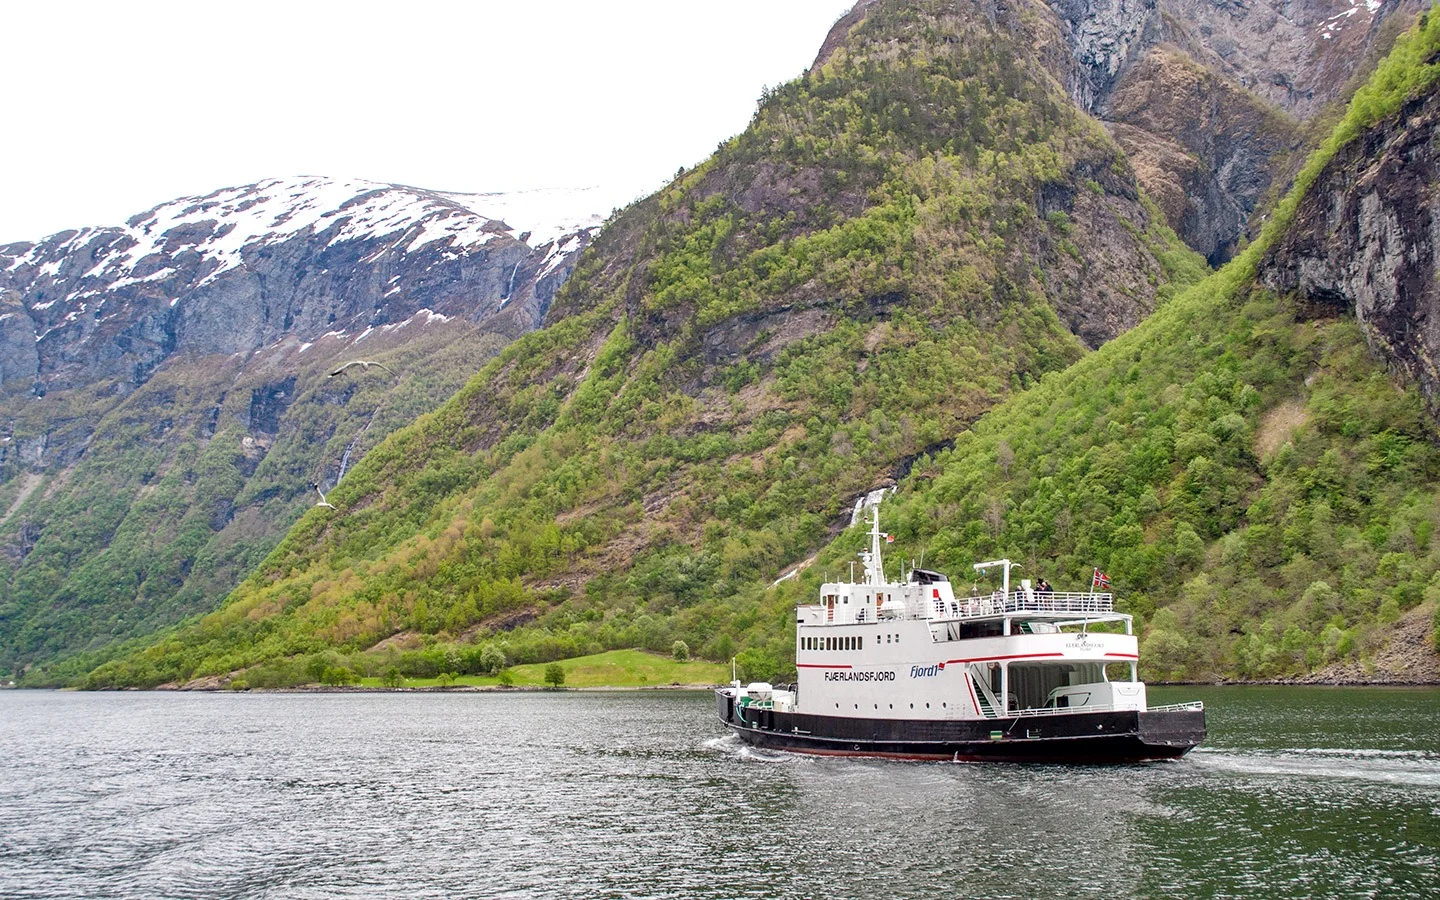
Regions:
[[858, 636, 863, 649]]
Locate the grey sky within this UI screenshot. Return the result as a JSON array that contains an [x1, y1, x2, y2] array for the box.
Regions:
[[2, 0, 856, 243]]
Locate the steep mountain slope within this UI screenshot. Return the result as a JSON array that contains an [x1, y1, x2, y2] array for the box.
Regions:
[[1263, 87, 1440, 424], [820, 0, 1427, 264], [0, 178, 600, 676], [86, 0, 1206, 688], [802, 12, 1440, 683], [1059, 0, 1425, 263]]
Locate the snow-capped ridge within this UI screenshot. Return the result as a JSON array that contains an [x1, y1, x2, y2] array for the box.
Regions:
[[1, 175, 604, 313]]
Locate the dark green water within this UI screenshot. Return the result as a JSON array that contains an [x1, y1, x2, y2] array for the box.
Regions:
[[0, 685, 1435, 899]]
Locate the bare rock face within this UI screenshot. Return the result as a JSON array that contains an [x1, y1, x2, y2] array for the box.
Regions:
[[1106, 46, 1300, 262], [0, 291, 38, 393], [0, 178, 600, 401], [1047, 0, 1426, 263], [1057, 0, 1423, 118], [1050, 0, 1160, 111], [1261, 90, 1440, 420]]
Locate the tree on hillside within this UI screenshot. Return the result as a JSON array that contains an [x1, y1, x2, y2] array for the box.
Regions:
[[543, 663, 566, 689], [672, 640, 690, 661]]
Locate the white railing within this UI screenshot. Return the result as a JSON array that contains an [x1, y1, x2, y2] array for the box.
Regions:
[[1005, 699, 1204, 718], [928, 591, 1114, 622], [1146, 701, 1205, 713], [800, 590, 1118, 625]]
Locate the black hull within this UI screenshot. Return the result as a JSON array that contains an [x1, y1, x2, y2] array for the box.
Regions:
[[716, 691, 1204, 763]]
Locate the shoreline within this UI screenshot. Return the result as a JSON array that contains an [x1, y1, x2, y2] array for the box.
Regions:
[[7, 680, 1440, 693]]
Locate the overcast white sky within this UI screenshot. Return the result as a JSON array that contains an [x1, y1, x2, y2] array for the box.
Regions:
[[1, 0, 857, 244]]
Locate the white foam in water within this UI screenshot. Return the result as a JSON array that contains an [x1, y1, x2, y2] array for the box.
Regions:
[[1191, 747, 1440, 788], [703, 734, 795, 764]]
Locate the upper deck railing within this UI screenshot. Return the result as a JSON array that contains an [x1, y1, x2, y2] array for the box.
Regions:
[[927, 590, 1115, 623], [797, 589, 1119, 625]]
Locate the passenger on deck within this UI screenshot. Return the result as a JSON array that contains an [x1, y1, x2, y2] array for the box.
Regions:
[[1036, 579, 1052, 596]]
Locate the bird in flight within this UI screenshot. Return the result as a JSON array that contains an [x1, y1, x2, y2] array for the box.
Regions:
[[328, 360, 396, 378], [313, 484, 336, 509]]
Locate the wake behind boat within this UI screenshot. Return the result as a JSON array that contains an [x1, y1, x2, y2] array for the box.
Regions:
[[717, 510, 1205, 762]]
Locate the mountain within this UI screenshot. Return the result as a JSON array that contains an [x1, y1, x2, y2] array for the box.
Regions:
[[804, 11, 1440, 683], [824, 0, 1426, 265], [1054, 0, 1424, 263], [82, 0, 1208, 688], [82, 1, 1440, 690], [0, 177, 601, 676]]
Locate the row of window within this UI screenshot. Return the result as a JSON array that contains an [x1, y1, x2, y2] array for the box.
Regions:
[[822, 593, 897, 605], [801, 634, 903, 651]]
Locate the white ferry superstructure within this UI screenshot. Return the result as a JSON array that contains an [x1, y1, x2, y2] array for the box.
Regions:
[[716, 509, 1206, 762]]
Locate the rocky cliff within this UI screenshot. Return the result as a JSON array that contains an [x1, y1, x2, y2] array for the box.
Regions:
[[1262, 88, 1440, 422], [0, 177, 598, 402], [0, 177, 600, 673], [1060, 0, 1425, 262], [816, 0, 1426, 263]]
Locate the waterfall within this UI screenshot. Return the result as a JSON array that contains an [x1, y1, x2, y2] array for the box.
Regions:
[[504, 261, 520, 302], [336, 408, 379, 483]]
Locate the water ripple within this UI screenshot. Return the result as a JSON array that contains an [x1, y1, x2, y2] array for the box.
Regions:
[[0, 687, 1437, 899]]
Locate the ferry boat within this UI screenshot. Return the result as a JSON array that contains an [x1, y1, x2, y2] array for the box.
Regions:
[[717, 510, 1205, 762]]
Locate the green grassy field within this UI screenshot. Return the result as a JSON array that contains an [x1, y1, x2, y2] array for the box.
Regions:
[[355, 648, 730, 689]]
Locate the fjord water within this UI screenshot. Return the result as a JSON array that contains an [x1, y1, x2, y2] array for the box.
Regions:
[[1, 687, 1436, 899]]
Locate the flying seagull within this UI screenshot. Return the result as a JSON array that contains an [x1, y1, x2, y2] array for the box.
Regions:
[[328, 360, 396, 378], [313, 483, 335, 509]]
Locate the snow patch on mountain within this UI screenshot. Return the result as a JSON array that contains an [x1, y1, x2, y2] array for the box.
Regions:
[[0, 175, 604, 312]]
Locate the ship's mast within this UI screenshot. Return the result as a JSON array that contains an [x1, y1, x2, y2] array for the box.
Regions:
[[865, 506, 886, 585]]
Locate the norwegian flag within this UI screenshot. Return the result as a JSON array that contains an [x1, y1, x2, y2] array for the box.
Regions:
[[1092, 568, 1111, 591], [883, 533, 895, 544]]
